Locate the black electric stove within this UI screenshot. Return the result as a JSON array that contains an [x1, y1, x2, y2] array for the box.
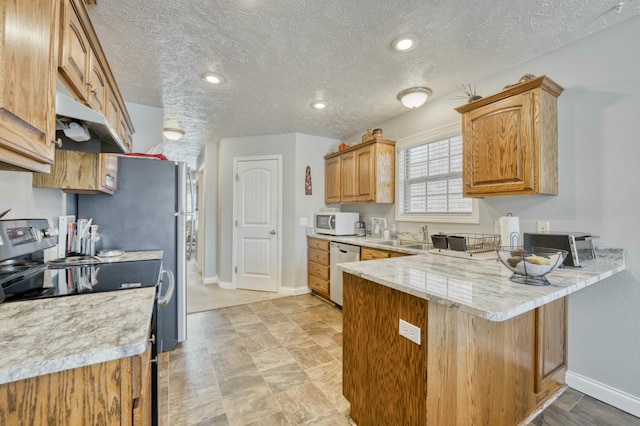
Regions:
[[0, 219, 161, 303], [1, 259, 162, 302]]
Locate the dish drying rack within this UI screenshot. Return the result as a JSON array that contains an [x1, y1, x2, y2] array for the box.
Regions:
[[432, 233, 501, 257]]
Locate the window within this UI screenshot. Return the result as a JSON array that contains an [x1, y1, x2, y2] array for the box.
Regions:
[[396, 125, 478, 223]]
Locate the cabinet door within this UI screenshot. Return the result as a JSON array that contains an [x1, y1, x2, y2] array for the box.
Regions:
[[99, 154, 118, 193], [105, 85, 120, 133], [534, 297, 567, 397], [87, 50, 106, 113], [340, 151, 357, 203], [462, 92, 535, 196], [59, 0, 90, 102], [355, 145, 375, 202], [325, 157, 341, 204], [0, 0, 56, 173]]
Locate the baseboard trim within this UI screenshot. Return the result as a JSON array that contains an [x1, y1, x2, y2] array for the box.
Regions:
[[219, 281, 234, 289], [279, 286, 311, 296], [566, 370, 640, 417], [203, 275, 219, 285]]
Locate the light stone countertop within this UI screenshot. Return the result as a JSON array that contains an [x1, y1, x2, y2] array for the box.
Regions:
[[95, 250, 163, 263], [0, 287, 156, 385], [336, 247, 624, 322]]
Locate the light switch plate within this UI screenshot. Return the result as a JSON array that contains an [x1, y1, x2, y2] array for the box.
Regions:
[[399, 319, 421, 345], [300, 217, 308, 226]]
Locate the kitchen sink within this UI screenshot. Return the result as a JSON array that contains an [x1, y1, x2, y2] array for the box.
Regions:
[[403, 243, 432, 251], [375, 240, 421, 247]]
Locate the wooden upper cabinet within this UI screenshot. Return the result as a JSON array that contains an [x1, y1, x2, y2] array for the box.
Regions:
[[57, 0, 134, 154], [33, 150, 118, 195], [87, 50, 106, 112], [324, 139, 396, 204], [0, 0, 58, 173], [324, 156, 340, 204], [455, 75, 563, 197], [339, 151, 357, 203], [59, 2, 90, 102]]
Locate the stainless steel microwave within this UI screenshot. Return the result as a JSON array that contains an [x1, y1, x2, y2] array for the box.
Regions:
[[314, 212, 360, 236]]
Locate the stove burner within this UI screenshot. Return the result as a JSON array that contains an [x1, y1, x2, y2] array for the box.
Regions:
[[0, 260, 39, 274]]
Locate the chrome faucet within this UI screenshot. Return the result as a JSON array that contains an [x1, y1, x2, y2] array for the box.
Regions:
[[420, 225, 429, 242]]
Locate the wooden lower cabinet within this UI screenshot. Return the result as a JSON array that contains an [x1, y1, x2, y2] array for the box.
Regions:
[[360, 246, 408, 260], [343, 273, 567, 426], [0, 341, 153, 425], [307, 237, 330, 300]]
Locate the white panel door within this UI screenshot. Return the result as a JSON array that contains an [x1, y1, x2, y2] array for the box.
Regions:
[[235, 158, 279, 292]]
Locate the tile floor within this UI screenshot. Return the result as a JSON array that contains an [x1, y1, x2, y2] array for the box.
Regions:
[[159, 294, 639, 426]]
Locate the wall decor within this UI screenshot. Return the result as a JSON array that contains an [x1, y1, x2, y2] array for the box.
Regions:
[[305, 165, 312, 195]]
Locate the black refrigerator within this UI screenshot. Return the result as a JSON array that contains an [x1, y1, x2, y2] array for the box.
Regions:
[[77, 156, 194, 352]]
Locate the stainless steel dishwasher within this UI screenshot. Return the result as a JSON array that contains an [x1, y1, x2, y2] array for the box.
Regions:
[[330, 242, 360, 306]]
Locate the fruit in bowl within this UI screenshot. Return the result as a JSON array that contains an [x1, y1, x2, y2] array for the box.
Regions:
[[496, 246, 568, 285]]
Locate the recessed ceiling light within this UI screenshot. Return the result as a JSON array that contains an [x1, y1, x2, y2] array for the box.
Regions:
[[391, 34, 418, 52], [311, 100, 328, 109], [201, 72, 225, 84]]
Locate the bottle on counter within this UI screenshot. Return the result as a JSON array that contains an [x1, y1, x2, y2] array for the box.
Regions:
[[390, 224, 398, 241]]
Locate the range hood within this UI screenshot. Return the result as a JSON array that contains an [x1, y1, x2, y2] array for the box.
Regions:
[[56, 92, 128, 153]]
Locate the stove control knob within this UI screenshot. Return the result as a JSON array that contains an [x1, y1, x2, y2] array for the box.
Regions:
[[42, 227, 58, 238]]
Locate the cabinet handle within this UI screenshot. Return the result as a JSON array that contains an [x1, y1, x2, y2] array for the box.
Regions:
[[465, 182, 471, 187], [148, 334, 156, 344], [150, 356, 158, 364], [54, 138, 62, 148], [91, 90, 97, 95]]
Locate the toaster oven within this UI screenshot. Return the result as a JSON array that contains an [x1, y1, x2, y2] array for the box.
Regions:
[[523, 232, 598, 267]]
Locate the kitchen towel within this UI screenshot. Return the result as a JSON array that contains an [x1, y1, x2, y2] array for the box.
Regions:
[[499, 215, 520, 247]]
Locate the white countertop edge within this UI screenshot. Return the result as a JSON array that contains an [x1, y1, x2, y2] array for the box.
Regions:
[[0, 340, 149, 385]]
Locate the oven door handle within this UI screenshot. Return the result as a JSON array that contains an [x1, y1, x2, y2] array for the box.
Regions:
[[158, 268, 175, 306]]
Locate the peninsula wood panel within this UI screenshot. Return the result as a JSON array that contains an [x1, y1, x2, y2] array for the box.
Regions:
[[0, 357, 135, 426], [427, 302, 536, 425], [343, 274, 427, 425]]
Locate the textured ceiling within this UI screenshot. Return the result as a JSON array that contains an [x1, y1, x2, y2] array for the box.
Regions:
[[87, 0, 639, 168]]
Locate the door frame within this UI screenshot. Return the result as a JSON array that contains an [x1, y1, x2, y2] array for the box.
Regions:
[[232, 155, 283, 292]]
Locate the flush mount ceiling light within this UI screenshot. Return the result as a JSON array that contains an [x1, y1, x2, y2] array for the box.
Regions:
[[163, 127, 185, 141], [201, 72, 225, 84], [397, 87, 432, 109], [391, 34, 418, 52], [311, 100, 328, 109]]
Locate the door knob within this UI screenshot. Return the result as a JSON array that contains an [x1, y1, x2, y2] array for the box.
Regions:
[[270, 230, 277, 235]]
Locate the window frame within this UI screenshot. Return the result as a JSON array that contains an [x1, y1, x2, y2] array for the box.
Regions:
[[395, 122, 479, 224]]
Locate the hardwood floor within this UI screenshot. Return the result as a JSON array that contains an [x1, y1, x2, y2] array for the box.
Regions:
[[159, 294, 639, 425]]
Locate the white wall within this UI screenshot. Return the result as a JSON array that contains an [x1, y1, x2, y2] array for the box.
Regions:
[[217, 133, 338, 293], [294, 134, 341, 291], [0, 171, 66, 223], [125, 102, 164, 154], [200, 142, 218, 283], [346, 16, 640, 414]]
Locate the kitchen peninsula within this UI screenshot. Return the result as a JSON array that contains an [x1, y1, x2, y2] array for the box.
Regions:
[[337, 248, 625, 425]]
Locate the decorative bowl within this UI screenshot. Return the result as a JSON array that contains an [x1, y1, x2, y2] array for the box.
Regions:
[[496, 246, 568, 286]]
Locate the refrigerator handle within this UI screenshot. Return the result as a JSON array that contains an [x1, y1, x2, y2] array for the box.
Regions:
[[158, 268, 175, 306], [186, 170, 196, 261]]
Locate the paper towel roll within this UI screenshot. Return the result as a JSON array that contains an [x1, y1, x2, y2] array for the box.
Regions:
[[499, 215, 520, 247]]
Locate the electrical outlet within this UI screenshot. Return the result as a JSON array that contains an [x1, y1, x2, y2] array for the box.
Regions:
[[399, 319, 421, 345], [537, 221, 550, 233], [299, 217, 308, 226]]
